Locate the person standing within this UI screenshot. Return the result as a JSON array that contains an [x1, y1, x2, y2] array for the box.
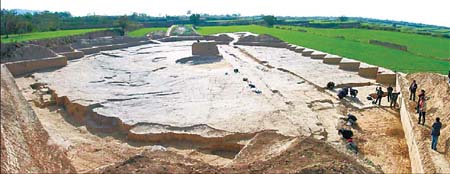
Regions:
[[418, 98, 427, 125], [387, 85, 394, 102], [375, 87, 384, 106], [417, 90, 425, 113], [431, 117, 442, 151], [409, 80, 418, 101], [390, 92, 400, 109]]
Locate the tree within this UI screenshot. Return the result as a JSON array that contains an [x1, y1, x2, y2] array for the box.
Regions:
[[189, 14, 200, 26], [262, 15, 276, 27], [118, 15, 129, 36], [338, 16, 348, 22], [1, 10, 18, 38]]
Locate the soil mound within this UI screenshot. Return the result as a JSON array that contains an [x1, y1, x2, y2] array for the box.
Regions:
[[0, 44, 57, 63], [0, 65, 75, 173], [50, 45, 74, 53], [237, 34, 283, 43], [95, 149, 220, 174], [95, 132, 375, 174]]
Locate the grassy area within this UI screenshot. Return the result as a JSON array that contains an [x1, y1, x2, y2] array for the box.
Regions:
[[197, 25, 450, 74], [127, 27, 167, 37], [277, 25, 450, 60], [0, 28, 108, 43]]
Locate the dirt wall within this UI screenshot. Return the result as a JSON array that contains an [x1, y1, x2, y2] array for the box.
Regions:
[[158, 36, 204, 42], [192, 42, 220, 56], [339, 62, 360, 71], [237, 34, 283, 43], [60, 51, 84, 60], [294, 47, 305, 53], [369, 40, 408, 51], [204, 34, 233, 45], [358, 67, 379, 79], [376, 73, 397, 85], [310, 53, 327, 59], [50, 45, 74, 53], [0, 65, 75, 173], [4, 56, 67, 77], [235, 42, 288, 48], [0, 44, 58, 63], [323, 57, 342, 64], [79, 47, 101, 55], [399, 90, 426, 173], [301, 50, 314, 56]]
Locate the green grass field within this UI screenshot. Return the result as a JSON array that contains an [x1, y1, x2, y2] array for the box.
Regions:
[[127, 27, 167, 37], [197, 25, 450, 74], [0, 28, 108, 43], [277, 25, 450, 60]]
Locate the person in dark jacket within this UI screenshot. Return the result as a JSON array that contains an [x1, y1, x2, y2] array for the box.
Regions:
[[338, 128, 353, 139], [416, 89, 426, 113], [390, 92, 400, 109], [387, 85, 394, 102], [350, 88, 358, 98], [418, 98, 427, 125], [375, 87, 383, 106], [409, 80, 418, 101], [431, 117, 442, 151], [337, 89, 347, 99]]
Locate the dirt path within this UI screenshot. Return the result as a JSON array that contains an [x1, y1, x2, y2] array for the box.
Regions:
[[166, 25, 175, 36], [429, 149, 450, 173]]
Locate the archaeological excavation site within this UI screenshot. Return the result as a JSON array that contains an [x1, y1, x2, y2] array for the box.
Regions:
[[1, 27, 449, 174]]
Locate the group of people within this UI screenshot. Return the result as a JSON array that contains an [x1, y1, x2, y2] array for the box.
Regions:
[[373, 85, 400, 108], [337, 114, 359, 154], [409, 80, 442, 151], [409, 80, 427, 125], [337, 87, 358, 99]]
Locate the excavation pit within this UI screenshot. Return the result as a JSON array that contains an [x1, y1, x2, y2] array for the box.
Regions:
[[9, 33, 412, 173]]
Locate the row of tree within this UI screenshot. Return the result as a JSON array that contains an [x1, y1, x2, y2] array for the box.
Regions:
[[0, 8, 279, 37]]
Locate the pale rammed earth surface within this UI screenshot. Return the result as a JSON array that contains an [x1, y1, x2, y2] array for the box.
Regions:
[[9, 33, 416, 173]]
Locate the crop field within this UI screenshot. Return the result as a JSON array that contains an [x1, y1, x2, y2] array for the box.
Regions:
[[0, 28, 108, 43], [197, 25, 450, 74], [277, 25, 450, 60], [127, 27, 167, 37]]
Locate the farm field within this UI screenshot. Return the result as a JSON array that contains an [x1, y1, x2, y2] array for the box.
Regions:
[[197, 25, 450, 74], [277, 25, 450, 60], [127, 27, 167, 37], [0, 28, 108, 43]]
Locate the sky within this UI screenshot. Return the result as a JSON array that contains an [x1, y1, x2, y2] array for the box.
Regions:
[[2, 0, 450, 27]]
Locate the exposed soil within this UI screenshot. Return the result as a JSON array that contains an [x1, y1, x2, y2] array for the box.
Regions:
[[7, 36, 417, 173], [350, 107, 411, 173], [401, 73, 450, 173], [94, 132, 375, 174]]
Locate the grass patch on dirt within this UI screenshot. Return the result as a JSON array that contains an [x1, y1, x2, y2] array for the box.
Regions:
[[197, 25, 450, 74], [1, 28, 109, 43], [128, 27, 167, 37]]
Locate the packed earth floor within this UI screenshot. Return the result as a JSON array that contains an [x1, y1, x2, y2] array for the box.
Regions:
[[14, 35, 412, 173]]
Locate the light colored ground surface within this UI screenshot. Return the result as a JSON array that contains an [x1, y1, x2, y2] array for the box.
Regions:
[[240, 46, 376, 87], [15, 34, 413, 172], [30, 41, 339, 138]]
